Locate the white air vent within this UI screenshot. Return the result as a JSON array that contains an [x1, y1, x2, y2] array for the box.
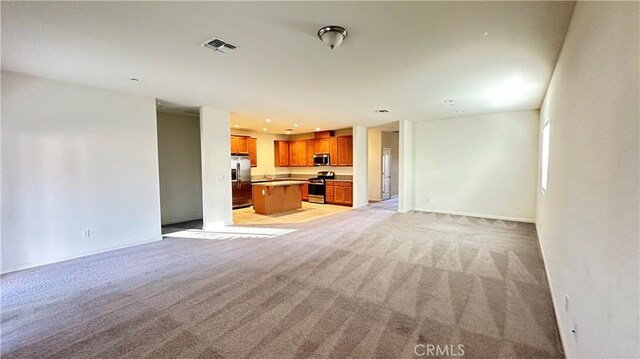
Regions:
[[202, 37, 237, 54]]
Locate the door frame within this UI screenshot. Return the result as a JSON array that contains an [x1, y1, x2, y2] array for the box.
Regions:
[[381, 147, 391, 200]]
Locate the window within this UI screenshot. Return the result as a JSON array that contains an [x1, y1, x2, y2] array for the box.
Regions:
[[541, 119, 550, 193]]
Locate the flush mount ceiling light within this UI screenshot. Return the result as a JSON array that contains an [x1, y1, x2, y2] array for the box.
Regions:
[[265, 118, 272, 123], [263, 128, 268, 132], [293, 123, 299, 127], [315, 127, 321, 131], [317, 25, 348, 50], [456, 110, 464, 113], [285, 128, 293, 135], [374, 109, 390, 113], [234, 124, 240, 128], [130, 77, 140, 82]]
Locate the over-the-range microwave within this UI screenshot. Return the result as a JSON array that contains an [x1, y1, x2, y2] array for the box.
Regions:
[[313, 154, 330, 166]]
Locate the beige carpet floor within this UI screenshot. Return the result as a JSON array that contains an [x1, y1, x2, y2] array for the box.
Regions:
[[1, 199, 563, 358]]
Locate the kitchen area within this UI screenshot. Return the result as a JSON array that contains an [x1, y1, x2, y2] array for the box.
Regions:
[[230, 129, 354, 224]]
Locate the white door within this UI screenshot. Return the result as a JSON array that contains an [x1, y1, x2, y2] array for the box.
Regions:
[[382, 148, 391, 200]]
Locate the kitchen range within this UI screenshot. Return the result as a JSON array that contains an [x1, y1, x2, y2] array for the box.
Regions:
[[307, 171, 335, 204]]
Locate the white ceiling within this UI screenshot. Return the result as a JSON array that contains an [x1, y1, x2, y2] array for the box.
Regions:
[[2, 1, 574, 134]]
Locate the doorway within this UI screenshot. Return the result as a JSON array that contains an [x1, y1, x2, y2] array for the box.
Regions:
[[382, 147, 391, 200]]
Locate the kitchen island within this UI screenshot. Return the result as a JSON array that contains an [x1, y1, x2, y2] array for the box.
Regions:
[[251, 180, 307, 215]]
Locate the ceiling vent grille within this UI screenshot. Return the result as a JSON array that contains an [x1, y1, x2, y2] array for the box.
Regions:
[[202, 37, 237, 54]]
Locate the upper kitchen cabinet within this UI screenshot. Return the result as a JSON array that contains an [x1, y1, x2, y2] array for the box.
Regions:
[[306, 140, 315, 166], [230, 135, 249, 154], [329, 137, 338, 166], [248, 137, 257, 167], [337, 136, 353, 166], [274, 140, 289, 167], [297, 140, 307, 167], [289, 140, 299, 166]]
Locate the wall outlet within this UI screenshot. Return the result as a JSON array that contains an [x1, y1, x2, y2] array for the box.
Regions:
[[565, 295, 570, 312], [82, 229, 91, 238]]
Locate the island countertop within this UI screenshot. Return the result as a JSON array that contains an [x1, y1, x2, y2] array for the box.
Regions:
[[251, 180, 308, 187]]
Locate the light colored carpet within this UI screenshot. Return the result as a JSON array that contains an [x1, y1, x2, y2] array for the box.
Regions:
[[1, 199, 563, 358]]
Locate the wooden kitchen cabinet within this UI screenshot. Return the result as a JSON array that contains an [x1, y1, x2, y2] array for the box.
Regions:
[[274, 140, 289, 167], [329, 137, 339, 166], [306, 140, 315, 166], [337, 136, 353, 166], [230, 136, 249, 154], [248, 138, 257, 167], [297, 140, 307, 167], [301, 183, 309, 201], [325, 182, 335, 203], [315, 138, 330, 154], [325, 181, 352, 206], [289, 141, 298, 166]]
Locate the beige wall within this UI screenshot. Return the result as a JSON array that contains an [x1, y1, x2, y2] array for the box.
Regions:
[[381, 131, 399, 197], [368, 129, 382, 200], [157, 112, 202, 225], [536, 2, 639, 357], [412, 110, 539, 222]]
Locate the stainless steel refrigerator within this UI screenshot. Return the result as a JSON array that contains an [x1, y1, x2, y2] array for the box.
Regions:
[[231, 155, 252, 208]]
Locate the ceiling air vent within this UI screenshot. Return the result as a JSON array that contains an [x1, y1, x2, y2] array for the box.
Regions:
[[202, 37, 237, 54]]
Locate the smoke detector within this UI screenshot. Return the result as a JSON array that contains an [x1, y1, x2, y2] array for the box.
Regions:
[[202, 37, 237, 54]]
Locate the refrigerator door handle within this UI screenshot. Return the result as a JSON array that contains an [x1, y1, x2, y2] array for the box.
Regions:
[[237, 162, 241, 188]]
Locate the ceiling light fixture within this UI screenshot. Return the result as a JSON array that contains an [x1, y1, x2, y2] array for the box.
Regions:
[[265, 118, 272, 123], [293, 123, 299, 127], [317, 25, 348, 50], [483, 32, 489, 36], [263, 128, 268, 132], [315, 127, 321, 131], [130, 77, 140, 82], [285, 129, 293, 135], [374, 109, 390, 113], [456, 110, 464, 113], [443, 100, 453, 103], [234, 124, 240, 128]]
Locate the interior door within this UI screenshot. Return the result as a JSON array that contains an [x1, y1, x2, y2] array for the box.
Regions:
[[382, 148, 391, 200]]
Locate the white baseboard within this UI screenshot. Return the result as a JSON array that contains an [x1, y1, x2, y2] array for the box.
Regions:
[[0, 237, 163, 274], [412, 207, 535, 223], [536, 223, 569, 357], [352, 203, 369, 209]]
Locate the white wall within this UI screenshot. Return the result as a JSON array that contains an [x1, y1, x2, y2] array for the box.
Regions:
[[412, 111, 538, 221], [381, 131, 399, 197], [368, 129, 382, 200], [352, 125, 368, 208], [1, 72, 162, 273], [536, 2, 639, 357], [200, 107, 233, 229], [157, 112, 202, 225], [398, 119, 414, 213]]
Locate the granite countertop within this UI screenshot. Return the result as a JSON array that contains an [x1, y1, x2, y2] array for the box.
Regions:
[[251, 180, 308, 187]]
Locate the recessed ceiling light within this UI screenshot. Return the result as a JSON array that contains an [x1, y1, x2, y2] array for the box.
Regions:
[[234, 124, 240, 128], [265, 118, 272, 123], [293, 123, 299, 127], [286, 130, 292, 135], [456, 110, 464, 113], [263, 128, 268, 132], [443, 100, 453, 103], [315, 127, 321, 131], [483, 32, 489, 36], [130, 78, 140, 82], [374, 109, 390, 113]]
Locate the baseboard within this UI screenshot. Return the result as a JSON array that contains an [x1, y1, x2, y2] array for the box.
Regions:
[[412, 207, 535, 223], [536, 223, 569, 357], [0, 237, 163, 274], [352, 203, 368, 209]]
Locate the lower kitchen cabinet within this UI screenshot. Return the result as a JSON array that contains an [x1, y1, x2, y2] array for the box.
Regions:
[[302, 183, 309, 201], [325, 181, 352, 206]]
